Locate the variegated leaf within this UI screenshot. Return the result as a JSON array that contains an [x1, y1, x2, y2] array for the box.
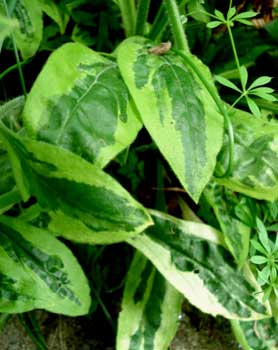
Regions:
[[117, 252, 182, 350], [117, 36, 224, 202], [127, 210, 269, 320], [231, 318, 278, 350], [204, 182, 250, 268], [0, 126, 153, 244], [216, 108, 278, 201], [0, 215, 90, 315], [0, 0, 43, 59], [23, 42, 142, 168]]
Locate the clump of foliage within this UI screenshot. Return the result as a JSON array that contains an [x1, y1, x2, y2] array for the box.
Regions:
[[0, 0, 278, 349]]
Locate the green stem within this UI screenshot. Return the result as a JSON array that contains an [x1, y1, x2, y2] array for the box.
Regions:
[[135, 0, 151, 35], [118, 0, 136, 37], [172, 48, 234, 178], [164, 0, 189, 52], [2, 0, 27, 99], [0, 59, 31, 81], [148, 2, 166, 40], [226, 24, 243, 89]]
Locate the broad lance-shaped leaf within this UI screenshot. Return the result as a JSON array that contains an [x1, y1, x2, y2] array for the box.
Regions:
[[127, 210, 269, 320], [117, 252, 182, 350], [0, 0, 43, 59], [117, 36, 224, 202], [0, 126, 153, 244], [231, 318, 278, 350], [23, 42, 142, 168], [204, 182, 250, 268], [0, 215, 90, 315], [216, 107, 278, 201]]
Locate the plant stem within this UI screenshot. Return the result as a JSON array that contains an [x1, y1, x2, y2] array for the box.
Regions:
[[135, 0, 151, 35], [164, 0, 189, 53], [2, 0, 27, 99], [172, 48, 234, 177], [118, 0, 136, 37], [0, 59, 31, 81], [226, 24, 243, 89]]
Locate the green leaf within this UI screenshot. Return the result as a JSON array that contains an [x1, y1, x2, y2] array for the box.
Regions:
[[251, 240, 267, 255], [0, 215, 90, 315], [249, 92, 277, 102], [117, 36, 224, 203], [234, 11, 258, 19], [240, 66, 248, 89], [214, 75, 241, 92], [250, 256, 268, 264], [0, 127, 153, 244], [216, 107, 278, 200], [0, 151, 15, 196], [41, 0, 69, 34], [227, 7, 236, 20], [0, 14, 18, 42], [235, 18, 254, 26], [206, 21, 222, 29], [204, 182, 250, 268], [246, 97, 261, 117], [248, 76, 272, 90], [127, 210, 269, 320], [256, 218, 271, 253], [214, 9, 225, 22], [116, 252, 182, 350], [23, 43, 142, 168], [5, 0, 43, 59], [231, 318, 278, 350]]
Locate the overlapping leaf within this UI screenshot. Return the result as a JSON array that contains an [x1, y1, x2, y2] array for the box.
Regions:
[[0, 215, 90, 315], [0, 126, 153, 244], [231, 318, 278, 350], [23, 42, 142, 168], [216, 108, 278, 200], [117, 252, 182, 350], [0, 0, 43, 59], [127, 210, 269, 320], [204, 182, 250, 267], [117, 36, 224, 202]]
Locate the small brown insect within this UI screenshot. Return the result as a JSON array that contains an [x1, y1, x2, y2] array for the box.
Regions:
[[148, 41, 172, 55]]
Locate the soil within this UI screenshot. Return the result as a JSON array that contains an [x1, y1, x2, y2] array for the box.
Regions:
[[0, 301, 240, 350]]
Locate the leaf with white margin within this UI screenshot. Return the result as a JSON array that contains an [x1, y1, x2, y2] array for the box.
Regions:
[[0, 126, 153, 244], [23, 42, 142, 168], [127, 210, 269, 320], [0, 215, 90, 315], [117, 251, 182, 350], [117, 36, 224, 202]]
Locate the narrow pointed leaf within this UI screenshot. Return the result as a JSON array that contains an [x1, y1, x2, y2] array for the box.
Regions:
[[231, 318, 278, 350], [127, 210, 269, 320], [236, 18, 254, 26], [117, 36, 224, 202], [204, 182, 250, 268], [41, 0, 69, 34], [117, 252, 182, 350], [250, 256, 268, 264], [206, 21, 222, 28], [240, 66, 248, 89], [234, 11, 258, 19], [256, 218, 271, 253], [214, 75, 241, 92], [246, 97, 261, 117], [0, 215, 90, 315], [227, 6, 236, 20], [23, 43, 142, 168], [216, 108, 278, 200], [248, 76, 272, 90], [0, 127, 153, 244]]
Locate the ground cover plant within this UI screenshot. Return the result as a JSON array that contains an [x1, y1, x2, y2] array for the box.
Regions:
[[0, 0, 278, 349]]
